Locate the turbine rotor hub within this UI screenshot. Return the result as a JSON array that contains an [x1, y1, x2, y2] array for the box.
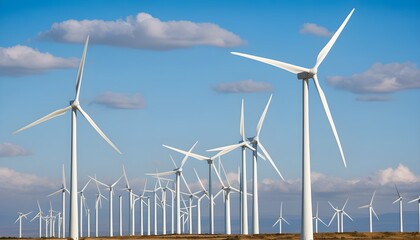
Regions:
[[297, 71, 314, 80]]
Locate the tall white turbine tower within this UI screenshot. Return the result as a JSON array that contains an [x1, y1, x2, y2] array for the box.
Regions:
[[47, 164, 69, 238], [79, 179, 91, 237], [13, 36, 122, 240], [393, 185, 404, 232], [230, 9, 355, 239], [93, 175, 107, 237], [359, 191, 379, 232], [408, 196, 420, 232], [193, 168, 209, 234], [122, 165, 135, 235], [272, 202, 290, 234], [30, 201, 43, 238]]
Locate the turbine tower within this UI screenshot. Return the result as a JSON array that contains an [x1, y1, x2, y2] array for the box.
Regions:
[[312, 202, 327, 233], [193, 168, 209, 234], [230, 9, 354, 239], [359, 190, 379, 232], [79, 178, 91, 237], [30, 201, 43, 238], [122, 165, 135, 236], [13, 36, 122, 240], [393, 185, 404, 232], [15, 211, 32, 238]]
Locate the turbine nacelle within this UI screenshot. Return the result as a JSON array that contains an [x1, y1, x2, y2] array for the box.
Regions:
[[297, 71, 315, 80]]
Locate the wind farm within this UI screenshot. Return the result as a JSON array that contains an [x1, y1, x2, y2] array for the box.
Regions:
[[1, 1, 419, 239]]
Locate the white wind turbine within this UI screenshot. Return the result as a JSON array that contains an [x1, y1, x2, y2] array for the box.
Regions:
[[91, 175, 123, 236], [13, 36, 122, 240], [230, 9, 354, 239], [118, 195, 123, 236], [408, 195, 420, 232], [213, 161, 240, 234], [312, 202, 327, 233], [15, 211, 32, 238], [122, 165, 135, 235], [359, 190, 379, 232], [193, 168, 209, 234], [272, 202, 290, 234], [146, 142, 197, 234], [180, 177, 196, 234], [93, 175, 107, 237], [79, 179, 91, 237], [328, 199, 352, 233], [163, 143, 232, 234], [47, 164, 69, 238], [157, 176, 174, 235], [30, 201, 43, 238], [393, 185, 404, 232], [138, 179, 149, 236]]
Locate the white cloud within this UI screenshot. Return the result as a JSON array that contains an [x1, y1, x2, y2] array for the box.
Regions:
[[0, 45, 78, 77], [367, 164, 420, 186], [327, 62, 420, 95], [0, 142, 31, 157], [299, 23, 332, 37], [0, 167, 56, 191], [39, 12, 244, 50], [93, 92, 146, 109], [356, 95, 392, 102], [213, 80, 274, 93]]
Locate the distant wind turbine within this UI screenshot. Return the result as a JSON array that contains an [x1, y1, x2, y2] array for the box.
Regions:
[[230, 8, 354, 240], [93, 175, 107, 237], [359, 190, 379, 232], [393, 185, 404, 232], [47, 164, 69, 238], [272, 202, 290, 234], [15, 211, 32, 238], [408, 195, 420, 232], [79, 178, 91, 237], [13, 36, 122, 240], [193, 168, 209, 234], [122, 165, 135, 235], [312, 202, 327, 233], [91, 175, 123, 236], [328, 199, 352, 233]]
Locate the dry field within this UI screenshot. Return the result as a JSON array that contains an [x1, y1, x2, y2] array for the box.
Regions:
[[5, 232, 420, 240]]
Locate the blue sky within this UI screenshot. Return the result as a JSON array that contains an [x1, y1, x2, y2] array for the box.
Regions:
[[0, 0, 419, 236]]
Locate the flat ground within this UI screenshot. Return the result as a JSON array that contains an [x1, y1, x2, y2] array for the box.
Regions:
[[4, 232, 420, 240]]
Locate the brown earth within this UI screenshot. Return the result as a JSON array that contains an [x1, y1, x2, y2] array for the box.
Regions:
[[4, 232, 420, 240]]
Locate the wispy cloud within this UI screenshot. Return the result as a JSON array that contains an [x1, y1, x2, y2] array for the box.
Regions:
[[327, 62, 420, 99], [356, 95, 392, 102], [0, 45, 78, 77], [38, 12, 244, 50], [299, 23, 332, 37], [213, 80, 273, 93], [0, 167, 56, 191], [0, 142, 31, 157], [93, 91, 146, 109]]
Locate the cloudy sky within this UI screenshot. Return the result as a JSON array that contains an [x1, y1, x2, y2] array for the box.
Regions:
[[0, 0, 419, 236]]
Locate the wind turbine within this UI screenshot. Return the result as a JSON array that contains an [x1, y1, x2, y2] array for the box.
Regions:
[[79, 178, 91, 237], [146, 142, 197, 234], [163, 143, 232, 234], [13, 36, 122, 240], [138, 179, 149, 235], [93, 175, 107, 237], [30, 201, 43, 238], [213, 160, 240, 234], [312, 202, 327, 233], [144, 180, 161, 235], [393, 185, 404, 232], [230, 8, 354, 239], [15, 211, 32, 238], [272, 202, 290, 234], [47, 164, 69, 238], [408, 195, 420, 232], [328, 199, 352, 233], [359, 190, 379, 232], [122, 165, 135, 236], [91, 175, 123, 236], [193, 168, 209, 234]]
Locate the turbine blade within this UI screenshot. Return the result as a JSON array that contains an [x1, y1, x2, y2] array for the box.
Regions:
[[89, 176, 109, 188], [77, 105, 122, 154], [212, 143, 243, 159], [259, 142, 284, 180], [256, 94, 272, 138], [395, 184, 401, 198], [313, 75, 346, 167], [47, 188, 63, 197], [240, 98, 245, 141], [343, 211, 353, 221], [370, 190, 376, 205], [319, 218, 328, 226], [272, 219, 280, 227], [314, 9, 355, 70], [283, 218, 291, 225], [111, 175, 123, 187], [180, 141, 198, 168], [75, 36, 89, 101], [408, 197, 420, 203], [372, 208, 379, 220], [81, 179, 91, 192], [169, 154, 177, 168], [14, 106, 72, 134], [257, 151, 266, 161], [193, 168, 206, 191], [163, 144, 207, 161], [342, 198, 349, 210], [212, 163, 225, 187], [122, 165, 130, 189], [142, 178, 148, 196], [220, 161, 231, 187], [328, 212, 337, 227], [62, 164, 67, 190], [231, 52, 309, 74], [181, 174, 192, 194], [146, 170, 176, 176], [358, 205, 369, 209], [37, 200, 42, 212]]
